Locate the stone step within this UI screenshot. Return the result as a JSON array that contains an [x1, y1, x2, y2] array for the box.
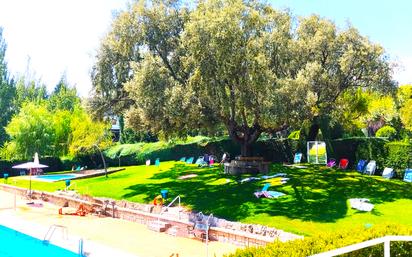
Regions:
[[147, 220, 171, 232]]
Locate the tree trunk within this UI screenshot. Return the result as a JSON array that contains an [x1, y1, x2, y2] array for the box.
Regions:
[[226, 121, 261, 157], [307, 116, 320, 141], [240, 142, 253, 157]]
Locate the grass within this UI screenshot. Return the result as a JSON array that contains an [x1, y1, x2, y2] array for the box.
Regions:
[[3, 162, 412, 236]]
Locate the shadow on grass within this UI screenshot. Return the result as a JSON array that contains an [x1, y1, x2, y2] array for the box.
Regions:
[[122, 163, 412, 224]]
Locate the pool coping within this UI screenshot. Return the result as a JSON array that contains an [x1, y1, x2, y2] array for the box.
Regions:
[[0, 211, 138, 257], [27, 168, 125, 182]]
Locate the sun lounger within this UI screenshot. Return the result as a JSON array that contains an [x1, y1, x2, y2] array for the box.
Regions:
[[338, 159, 349, 169], [179, 157, 186, 162], [364, 160, 377, 175], [382, 167, 394, 179], [254, 183, 285, 198], [293, 153, 302, 164], [349, 198, 374, 212], [186, 157, 194, 164], [404, 169, 412, 182], [356, 160, 367, 172], [327, 159, 336, 168]]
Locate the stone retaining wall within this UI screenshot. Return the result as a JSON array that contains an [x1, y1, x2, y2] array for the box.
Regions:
[[0, 184, 302, 247]]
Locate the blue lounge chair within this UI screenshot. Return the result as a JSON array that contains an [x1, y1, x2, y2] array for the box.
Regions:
[[404, 169, 412, 182], [186, 157, 194, 164], [254, 183, 285, 198], [293, 153, 302, 164], [179, 157, 186, 162], [155, 158, 160, 167], [356, 160, 367, 172]]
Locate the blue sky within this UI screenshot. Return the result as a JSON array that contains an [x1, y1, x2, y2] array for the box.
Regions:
[[0, 0, 410, 97]]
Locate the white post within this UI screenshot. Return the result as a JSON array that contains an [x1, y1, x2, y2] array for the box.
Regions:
[[206, 224, 209, 257], [13, 180, 17, 210], [384, 239, 390, 257]]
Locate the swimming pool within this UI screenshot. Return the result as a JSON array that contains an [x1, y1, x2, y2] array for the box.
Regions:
[[33, 174, 78, 182], [0, 225, 78, 257]]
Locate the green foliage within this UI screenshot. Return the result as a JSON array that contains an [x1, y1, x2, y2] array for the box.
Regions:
[[376, 125, 397, 139], [68, 107, 112, 156], [225, 224, 412, 257], [48, 76, 80, 112], [92, 0, 394, 155], [385, 142, 412, 176], [0, 27, 15, 146], [2, 102, 55, 159], [288, 130, 300, 140], [394, 85, 412, 135], [1, 101, 111, 160]]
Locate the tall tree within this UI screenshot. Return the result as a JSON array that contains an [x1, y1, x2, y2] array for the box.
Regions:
[[91, 0, 395, 156], [293, 16, 396, 140], [0, 27, 16, 146], [48, 75, 80, 112]]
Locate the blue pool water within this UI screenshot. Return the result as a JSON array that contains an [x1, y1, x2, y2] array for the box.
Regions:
[[0, 225, 78, 257], [34, 174, 77, 182]]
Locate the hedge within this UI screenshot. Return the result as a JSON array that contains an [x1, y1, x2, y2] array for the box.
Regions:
[[225, 224, 412, 257], [330, 138, 411, 173], [0, 137, 409, 178]]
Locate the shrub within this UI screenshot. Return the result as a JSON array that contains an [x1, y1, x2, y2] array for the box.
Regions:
[[376, 125, 397, 139], [385, 142, 412, 177], [225, 224, 412, 257]]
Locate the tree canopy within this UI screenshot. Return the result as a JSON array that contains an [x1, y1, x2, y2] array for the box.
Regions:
[[91, 0, 395, 156], [0, 27, 16, 146]]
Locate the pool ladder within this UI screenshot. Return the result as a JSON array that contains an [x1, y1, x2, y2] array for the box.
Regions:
[[43, 224, 68, 244]]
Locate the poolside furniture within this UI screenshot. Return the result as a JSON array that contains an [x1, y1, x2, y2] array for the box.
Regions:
[[327, 159, 336, 168], [382, 167, 394, 179], [338, 159, 349, 170], [364, 160, 377, 175], [293, 153, 302, 164], [146, 159, 151, 166], [155, 158, 160, 167], [195, 156, 205, 166], [349, 198, 374, 212], [186, 157, 194, 164], [254, 183, 285, 198], [404, 168, 412, 182], [356, 160, 367, 172], [179, 157, 186, 162]]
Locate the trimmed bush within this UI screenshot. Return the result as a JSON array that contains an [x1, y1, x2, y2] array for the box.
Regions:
[[376, 125, 397, 139], [225, 224, 412, 257], [385, 142, 412, 177]]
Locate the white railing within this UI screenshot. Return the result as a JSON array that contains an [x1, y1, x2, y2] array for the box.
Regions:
[[205, 213, 213, 257], [158, 195, 181, 221], [43, 224, 68, 243], [309, 236, 412, 257]]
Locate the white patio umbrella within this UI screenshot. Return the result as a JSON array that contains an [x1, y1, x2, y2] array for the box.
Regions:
[[12, 152, 48, 197]]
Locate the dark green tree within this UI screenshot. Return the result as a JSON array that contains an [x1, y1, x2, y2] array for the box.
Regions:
[[0, 27, 16, 146]]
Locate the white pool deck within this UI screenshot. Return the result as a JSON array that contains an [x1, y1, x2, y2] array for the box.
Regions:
[[0, 189, 239, 257]]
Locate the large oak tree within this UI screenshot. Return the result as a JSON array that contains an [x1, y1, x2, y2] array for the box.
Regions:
[[91, 0, 394, 156]]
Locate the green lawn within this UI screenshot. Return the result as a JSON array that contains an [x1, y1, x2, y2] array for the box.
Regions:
[[3, 162, 412, 236]]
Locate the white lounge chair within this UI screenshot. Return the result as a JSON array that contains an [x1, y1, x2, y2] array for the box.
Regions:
[[382, 167, 394, 179], [364, 160, 376, 175], [349, 198, 374, 212]]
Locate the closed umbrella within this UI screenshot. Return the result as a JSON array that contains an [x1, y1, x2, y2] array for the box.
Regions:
[[12, 153, 48, 197]]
